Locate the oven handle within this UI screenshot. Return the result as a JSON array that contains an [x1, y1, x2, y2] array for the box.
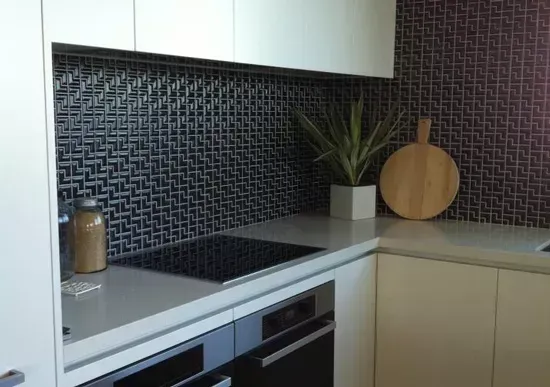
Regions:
[[248, 320, 336, 368], [203, 375, 232, 387], [0, 370, 25, 387], [172, 374, 231, 387]]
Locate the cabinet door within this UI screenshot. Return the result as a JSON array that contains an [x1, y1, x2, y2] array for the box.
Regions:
[[0, 1, 57, 386], [234, 0, 305, 70], [376, 254, 497, 387], [135, 0, 234, 62], [43, 0, 134, 50], [301, 0, 349, 74], [335, 255, 377, 387], [236, 0, 396, 76], [493, 270, 550, 387], [348, 0, 396, 77]]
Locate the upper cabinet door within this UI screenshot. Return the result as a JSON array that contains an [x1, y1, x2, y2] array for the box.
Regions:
[[303, 0, 396, 77], [235, 0, 396, 77], [135, 0, 234, 62], [298, 0, 347, 74], [349, 0, 396, 77], [43, 0, 134, 50], [234, 0, 305, 70]]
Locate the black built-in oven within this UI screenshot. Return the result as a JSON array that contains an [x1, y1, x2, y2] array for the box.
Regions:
[[233, 281, 335, 387], [79, 281, 335, 387], [80, 323, 234, 387]]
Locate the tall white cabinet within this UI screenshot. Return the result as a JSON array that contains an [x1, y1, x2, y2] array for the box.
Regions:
[[376, 254, 498, 387], [0, 1, 57, 386], [493, 270, 550, 387], [334, 255, 377, 387]]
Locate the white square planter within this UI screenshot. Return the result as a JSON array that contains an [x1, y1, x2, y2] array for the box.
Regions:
[[330, 184, 376, 220]]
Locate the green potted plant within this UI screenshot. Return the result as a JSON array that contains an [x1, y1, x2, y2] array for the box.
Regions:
[[295, 97, 403, 220]]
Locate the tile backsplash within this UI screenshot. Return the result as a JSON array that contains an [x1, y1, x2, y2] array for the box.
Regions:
[[337, 0, 550, 228], [54, 52, 330, 256], [54, 0, 550, 257]]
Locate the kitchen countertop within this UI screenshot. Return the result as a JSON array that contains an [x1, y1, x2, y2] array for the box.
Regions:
[[63, 214, 550, 370]]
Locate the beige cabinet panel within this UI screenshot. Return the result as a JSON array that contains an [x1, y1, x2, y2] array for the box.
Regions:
[[335, 255, 377, 387], [376, 254, 497, 387], [494, 269, 550, 387]]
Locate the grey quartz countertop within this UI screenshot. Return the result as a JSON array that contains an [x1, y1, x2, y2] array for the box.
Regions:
[[63, 214, 550, 368]]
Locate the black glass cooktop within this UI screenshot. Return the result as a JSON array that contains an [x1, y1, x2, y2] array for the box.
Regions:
[[110, 235, 325, 283]]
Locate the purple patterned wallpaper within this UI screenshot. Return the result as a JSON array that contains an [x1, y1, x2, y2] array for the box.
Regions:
[[337, 0, 550, 227]]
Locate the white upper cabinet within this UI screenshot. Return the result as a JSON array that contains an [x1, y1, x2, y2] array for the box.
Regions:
[[135, 0, 234, 62], [235, 0, 396, 77], [348, 0, 396, 77], [235, 0, 305, 70], [43, 0, 135, 50], [43, 0, 396, 76], [301, 0, 350, 74]]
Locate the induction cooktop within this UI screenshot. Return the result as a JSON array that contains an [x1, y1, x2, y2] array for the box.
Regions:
[[110, 235, 326, 284]]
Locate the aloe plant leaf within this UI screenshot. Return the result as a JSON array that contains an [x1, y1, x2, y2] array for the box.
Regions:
[[328, 105, 351, 151], [365, 121, 383, 151], [350, 94, 363, 146], [323, 110, 345, 149], [314, 148, 337, 162], [350, 144, 360, 172], [339, 151, 355, 186], [356, 159, 373, 185], [295, 100, 403, 186], [295, 109, 335, 150]]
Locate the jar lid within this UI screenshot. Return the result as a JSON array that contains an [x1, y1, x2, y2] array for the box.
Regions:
[[74, 197, 99, 208]]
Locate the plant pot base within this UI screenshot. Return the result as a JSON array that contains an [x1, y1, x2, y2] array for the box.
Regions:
[[330, 184, 376, 220]]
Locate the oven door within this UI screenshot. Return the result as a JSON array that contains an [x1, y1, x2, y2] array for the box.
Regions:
[[80, 324, 234, 387], [234, 317, 335, 387]]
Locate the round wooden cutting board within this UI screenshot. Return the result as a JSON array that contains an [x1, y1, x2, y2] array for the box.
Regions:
[[380, 119, 459, 220]]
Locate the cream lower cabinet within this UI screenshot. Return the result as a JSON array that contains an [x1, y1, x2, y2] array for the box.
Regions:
[[493, 269, 550, 387], [334, 255, 377, 387], [376, 254, 498, 387]]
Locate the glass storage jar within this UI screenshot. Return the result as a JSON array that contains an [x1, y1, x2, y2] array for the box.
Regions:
[[70, 198, 107, 273], [58, 198, 75, 282]]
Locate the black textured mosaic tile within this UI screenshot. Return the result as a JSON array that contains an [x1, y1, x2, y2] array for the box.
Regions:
[[333, 0, 550, 228], [53, 53, 331, 257]]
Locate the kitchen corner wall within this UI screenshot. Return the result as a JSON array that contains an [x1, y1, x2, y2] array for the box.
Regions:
[[53, 52, 330, 256], [337, 0, 550, 227]]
